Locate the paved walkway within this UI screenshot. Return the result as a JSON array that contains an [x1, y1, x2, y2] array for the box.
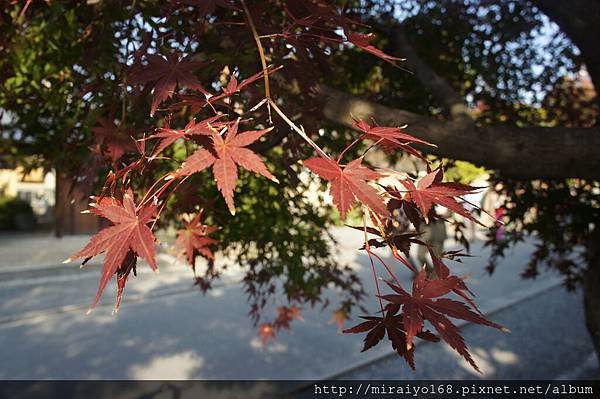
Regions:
[[0, 232, 92, 271], [0, 229, 596, 379]]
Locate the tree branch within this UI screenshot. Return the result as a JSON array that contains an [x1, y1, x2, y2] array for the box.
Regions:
[[371, 20, 473, 124], [317, 85, 600, 179]]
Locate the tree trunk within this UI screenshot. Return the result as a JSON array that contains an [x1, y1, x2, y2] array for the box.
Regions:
[[584, 228, 600, 366], [53, 168, 64, 238], [534, 0, 600, 98]]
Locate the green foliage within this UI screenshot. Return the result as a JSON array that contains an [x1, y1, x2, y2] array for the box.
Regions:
[[435, 160, 487, 184], [0, 196, 34, 230], [159, 145, 364, 313]]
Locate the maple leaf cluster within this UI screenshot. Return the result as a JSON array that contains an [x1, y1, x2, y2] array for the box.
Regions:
[[129, 53, 209, 117], [65, 0, 504, 372], [257, 305, 305, 348], [300, 122, 504, 370]]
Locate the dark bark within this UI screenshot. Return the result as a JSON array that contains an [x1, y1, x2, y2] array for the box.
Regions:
[[317, 85, 600, 179], [585, 228, 600, 366], [53, 168, 64, 238]]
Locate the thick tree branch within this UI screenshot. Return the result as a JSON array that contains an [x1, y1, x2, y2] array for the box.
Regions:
[[394, 30, 472, 123], [317, 85, 600, 179], [372, 21, 472, 123]]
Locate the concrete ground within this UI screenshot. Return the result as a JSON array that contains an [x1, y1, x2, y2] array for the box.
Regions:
[[0, 229, 597, 380]]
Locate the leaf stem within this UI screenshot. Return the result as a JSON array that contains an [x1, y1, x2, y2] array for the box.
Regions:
[[363, 208, 384, 314], [360, 138, 384, 158], [337, 135, 363, 163], [268, 100, 331, 159], [138, 172, 174, 208], [368, 248, 402, 286], [367, 209, 418, 274], [150, 176, 189, 230]]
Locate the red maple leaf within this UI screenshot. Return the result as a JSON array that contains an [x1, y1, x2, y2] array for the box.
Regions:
[[174, 211, 218, 270], [145, 115, 225, 157], [274, 305, 304, 330], [353, 119, 431, 146], [257, 323, 277, 348], [430, 251, 484, 315], [130, 53, 209, 116], [343, 304, 439, 369], [346, 32, 405, 65], [176, 120, 277, 214], [66, 189, 158, 311], [379, 272, 504, 372], [346, 223, 424, 256], [386, 196, 424, 229], [92, 117, 137, 163], [115, 250, 137, 312], [303, 156, 389, 219], [352, 119, 432, 157], [399, 169, 483, 224], [330, 308, 350, 331], [181, 67, 281, 110], [220, 68, 275, 97]]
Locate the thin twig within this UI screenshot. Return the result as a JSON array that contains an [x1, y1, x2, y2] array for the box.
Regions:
[[241, 0, 271, 99], [16, 0, 32, 23]]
